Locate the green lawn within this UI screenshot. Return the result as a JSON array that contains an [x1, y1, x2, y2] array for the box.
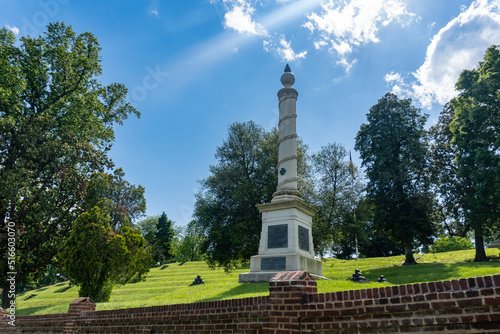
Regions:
[[15, 248, 500, 316]]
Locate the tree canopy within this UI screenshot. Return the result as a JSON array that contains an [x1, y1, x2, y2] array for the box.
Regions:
[[355, 93, 435, 265], [0, 22, 139, 308], [450, 45, 500, 261], [309, 143, 366, 258]]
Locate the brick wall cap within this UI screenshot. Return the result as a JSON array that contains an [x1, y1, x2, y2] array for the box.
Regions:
[[270, 271, 314, 282]]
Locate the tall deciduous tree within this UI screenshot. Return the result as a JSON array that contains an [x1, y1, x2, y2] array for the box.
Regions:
[[429, 104, 470, 237], [355, 93, 435, 265], [310, 143, 366, 258], [450, 45, 500, 262], [83, 168, 146, 231], [172, 220, 205, 263], [0, 23, 139, 308], [193, 121, 309, 272]]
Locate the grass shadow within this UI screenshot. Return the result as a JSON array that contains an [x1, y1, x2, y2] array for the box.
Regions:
[[198, 283, 269, 303], [16, 305, 55, 316], [54, 286, 72, 293], [363, 262, 486, 285]]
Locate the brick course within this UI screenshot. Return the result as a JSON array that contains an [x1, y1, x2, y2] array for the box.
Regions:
[[1, 273, 499, 333]]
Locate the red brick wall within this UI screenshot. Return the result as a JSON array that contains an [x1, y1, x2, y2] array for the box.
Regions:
[[1, 272, 499, 333]]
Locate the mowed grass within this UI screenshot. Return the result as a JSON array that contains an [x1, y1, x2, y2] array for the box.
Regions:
[[16, 248, 500, 316]]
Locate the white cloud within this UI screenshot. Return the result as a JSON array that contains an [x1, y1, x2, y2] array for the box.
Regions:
[[264, 35, 307, 62], [6, 25, 20, 35], [303, 0, 414, 71], [391, 0, 500, 108], [150, 9, 159, 16], [337, 57, 357, 73], [222, 1, 268, 36], [384, 71, 402, 84], [332, 40, 352, 55], [314, 40, 328, 50]]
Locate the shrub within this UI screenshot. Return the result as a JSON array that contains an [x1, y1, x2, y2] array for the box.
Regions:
[[430, 236, 474, 253]]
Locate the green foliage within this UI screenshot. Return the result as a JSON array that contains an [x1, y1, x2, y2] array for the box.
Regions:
[[430, 236, 473, 253], [450, 45, 500, 262], [84, 168, 146, 230], [61, 207, 151, 302], [429, 104, 470, 237], [355, 93, 436, 265], [172, 221, 205, 263], [310, 143, 368, 258], [0, 22, 138, 308], [155, 212, 175, 263], [136, 215, 163, 264]]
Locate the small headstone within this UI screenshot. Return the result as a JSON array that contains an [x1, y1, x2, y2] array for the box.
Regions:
[[190, 275, 205, 286], [349, 269, 367, 282], [377, 275, 387, 283]]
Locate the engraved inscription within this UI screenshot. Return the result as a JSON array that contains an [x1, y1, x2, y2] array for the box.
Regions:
[[298, 225, 310, 252], [261, 257, 286, 271], [268, 224, 288, 249]]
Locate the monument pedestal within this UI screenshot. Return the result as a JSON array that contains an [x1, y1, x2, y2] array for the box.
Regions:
[[239, 200, 323, 283]]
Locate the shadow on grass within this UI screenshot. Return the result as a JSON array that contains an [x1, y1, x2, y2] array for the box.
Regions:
[[363, 260, 500, 285], [17, 305, 55, 316], [198, 283, 269, 303], [54, 286, 72, 293]]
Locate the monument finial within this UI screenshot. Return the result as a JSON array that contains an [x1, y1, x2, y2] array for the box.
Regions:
[[281, 65, 295, 88]]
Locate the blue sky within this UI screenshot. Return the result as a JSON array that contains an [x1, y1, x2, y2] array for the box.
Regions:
[[2, 0, 500, 226]]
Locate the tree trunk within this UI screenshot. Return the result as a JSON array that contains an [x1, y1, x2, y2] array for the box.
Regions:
[[474, 231, 488, 262], [403, 241, 417, 265]]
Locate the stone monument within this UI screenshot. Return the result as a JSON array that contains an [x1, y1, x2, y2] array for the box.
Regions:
[[239, 65, 323, 283]]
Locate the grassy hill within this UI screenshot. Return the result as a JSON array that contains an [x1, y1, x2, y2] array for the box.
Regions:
[[16, 248, 500, 316]]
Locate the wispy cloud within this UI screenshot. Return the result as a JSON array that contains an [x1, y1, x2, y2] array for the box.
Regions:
[[386, 0, 500, 108], [212, 0, 322, 61], [150, 8, 159, 16], [303, 0, 414, 71], [264, 35, 307, 62], [6, 25, 20, 35]]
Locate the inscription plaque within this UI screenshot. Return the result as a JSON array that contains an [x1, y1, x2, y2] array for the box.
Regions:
[[261, 257, 286, 271], [298, 225, 310, 252], [268, 224, 288, 249]]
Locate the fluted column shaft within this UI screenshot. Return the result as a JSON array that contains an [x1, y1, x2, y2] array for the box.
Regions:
[[273, 87, 301, 201]]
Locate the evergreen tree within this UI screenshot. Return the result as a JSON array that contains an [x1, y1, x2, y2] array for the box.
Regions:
[[355, 93, 435, 265], [155, 212, 175, 262]]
